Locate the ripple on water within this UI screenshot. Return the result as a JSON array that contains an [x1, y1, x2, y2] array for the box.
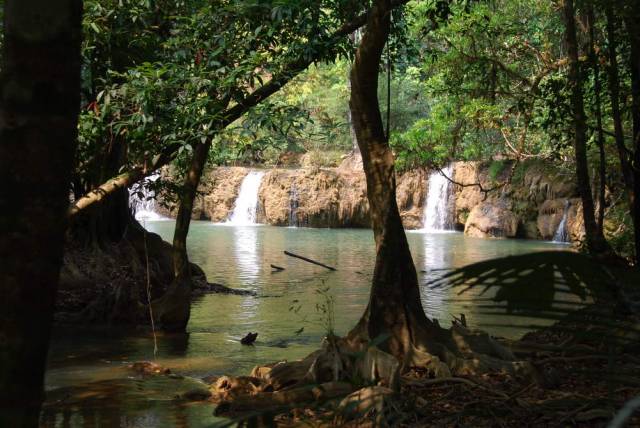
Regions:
[[44, 223, 569, 426]]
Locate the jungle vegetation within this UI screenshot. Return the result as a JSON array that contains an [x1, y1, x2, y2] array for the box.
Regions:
[[1, 0, 640, 426]]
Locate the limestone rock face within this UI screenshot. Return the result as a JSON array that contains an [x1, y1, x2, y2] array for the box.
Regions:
[[155, 160, 582, 242], [452, 160, 579, 240], [464, 202, 518, 238], [257, 168, 370, 227], [396, 169, 428, 229], [202, 167, 249, 222], [537, 199, 568, 240], [156, 167, 248, 221], [566, 199, 585, 244], [253, 167, 425, 229]]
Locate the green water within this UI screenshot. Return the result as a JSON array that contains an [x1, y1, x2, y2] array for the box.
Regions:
[[42, 222, 568, 427]]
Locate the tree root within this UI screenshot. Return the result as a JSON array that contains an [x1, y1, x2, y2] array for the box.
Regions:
[[211, 324, 537, 422]]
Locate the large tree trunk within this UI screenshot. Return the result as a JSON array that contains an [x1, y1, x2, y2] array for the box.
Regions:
[[346, 0, 526, 378], [624, 4, 640, 264], [562, 0, 608, 254], [346, 0, 432, 359], [0, 1, 82, 426]]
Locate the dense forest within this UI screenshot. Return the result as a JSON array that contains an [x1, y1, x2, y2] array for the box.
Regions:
[[1, 0, 640, 426]]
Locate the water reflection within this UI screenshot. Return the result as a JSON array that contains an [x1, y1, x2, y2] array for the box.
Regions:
[[233, 226, 261, 287], [44, 223, 570, 427]]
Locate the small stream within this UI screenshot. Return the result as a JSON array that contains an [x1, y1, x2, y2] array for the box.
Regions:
[[43, 223, 569, 427]]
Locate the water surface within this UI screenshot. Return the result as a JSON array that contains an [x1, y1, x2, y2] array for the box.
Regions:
[[43, 222, 567, 427]]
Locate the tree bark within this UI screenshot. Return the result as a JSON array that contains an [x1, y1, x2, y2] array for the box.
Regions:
[[605, 3, 637, 262], [150, 141, 211, 332], [345, 1, 529, 380], [562, 0, 608, 254], [347, 0, 439, 361], [587, 5, 606, 233], [624, 3, 640, 264], [0, 1, 82, 426]]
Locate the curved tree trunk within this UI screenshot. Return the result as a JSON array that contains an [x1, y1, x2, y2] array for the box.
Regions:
[[346, 0, 433, 359], [0, 1, 82, 426], [152, 141, 211, 332], [346, 0, 526, 378]]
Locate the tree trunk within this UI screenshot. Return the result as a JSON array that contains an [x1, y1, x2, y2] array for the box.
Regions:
[[172, 141, 211, 278], [345, 1, 527, 379], [624, 4, 640, 264], [606, 3, 637, 262], [587, 5, 606, 233], [151, 140, 211, 332], [0, 1, 82, 426], [347, 0, 431, 360], [562, 0, 608, 254]]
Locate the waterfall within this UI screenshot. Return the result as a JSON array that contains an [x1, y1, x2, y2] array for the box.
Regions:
[[129, 173, 165, 222], [289, 183, 299, 227], [227, 171, 265, 225], [423, 164, 455, 232], [552, 200, 570, 243]]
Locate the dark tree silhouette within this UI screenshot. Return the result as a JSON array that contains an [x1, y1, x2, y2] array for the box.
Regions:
[[561, 0, 609, 255], [0, 1, 83, 426]]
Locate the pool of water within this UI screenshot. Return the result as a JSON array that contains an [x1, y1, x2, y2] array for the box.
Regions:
[[42, 222, 569, 427]]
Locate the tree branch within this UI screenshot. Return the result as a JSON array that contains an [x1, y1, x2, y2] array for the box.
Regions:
[[67, 2, 410, 218]]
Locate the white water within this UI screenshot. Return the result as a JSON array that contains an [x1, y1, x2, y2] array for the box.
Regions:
[[552, 200, 570, 243], [289, 183, 300, 227], [422, 165, 455, 232], [227, 171, 265, 225], [129, 173, 166, 222]]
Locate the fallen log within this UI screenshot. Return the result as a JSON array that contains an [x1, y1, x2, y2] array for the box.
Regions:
[[284, 251, 336, 271]]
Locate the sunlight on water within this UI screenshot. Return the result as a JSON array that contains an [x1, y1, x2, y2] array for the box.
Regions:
[[44, 223, 569, 427]]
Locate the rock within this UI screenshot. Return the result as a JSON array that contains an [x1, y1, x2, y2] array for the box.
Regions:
[[537, 199, 568, 240], [128, 361, 171, 376], [521, 220, 540, 239], [211, 375, 264, 401], [465, 202, 518, 238], [566, 199, 585, 243], [396, 169, 428, 229], [241, 332, 258, 345]]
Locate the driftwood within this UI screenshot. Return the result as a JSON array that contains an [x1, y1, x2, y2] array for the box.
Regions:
[[284, 251, 336, 271], [270, 264, 285, 272]]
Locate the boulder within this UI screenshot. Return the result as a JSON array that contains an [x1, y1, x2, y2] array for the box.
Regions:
[[464, 202, 518, 238]]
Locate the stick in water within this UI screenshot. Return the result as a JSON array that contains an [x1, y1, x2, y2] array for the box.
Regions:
[[284, 251, 337, 271], [270, 264, 285, 272]]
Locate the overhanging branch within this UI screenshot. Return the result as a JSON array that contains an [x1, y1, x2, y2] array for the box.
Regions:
[[67, 2, 410, 219]]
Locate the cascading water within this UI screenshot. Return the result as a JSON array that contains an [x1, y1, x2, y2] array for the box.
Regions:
[[289, 183, 300, 227], [422, 164, 455, 232], [129, 173, 165, 221], [227, 171, 265, 225], [552, 200, 570, 243]]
